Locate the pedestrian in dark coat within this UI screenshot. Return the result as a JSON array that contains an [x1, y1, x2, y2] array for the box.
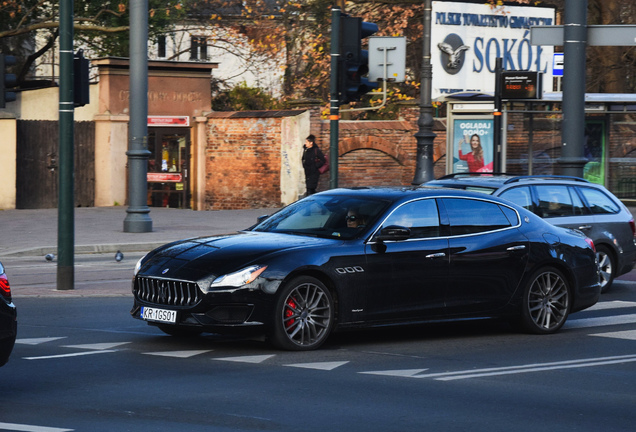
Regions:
[[302, 134, 326, 196]]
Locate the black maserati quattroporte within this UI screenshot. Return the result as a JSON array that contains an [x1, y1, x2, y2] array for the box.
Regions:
[[131, 187, 601, 350]]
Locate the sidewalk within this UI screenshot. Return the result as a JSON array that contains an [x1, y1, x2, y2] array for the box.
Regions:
[[2, 205, 636, 258], [0, 206, 279, 258]]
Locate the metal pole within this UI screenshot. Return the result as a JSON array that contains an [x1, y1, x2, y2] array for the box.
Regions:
[[412, 0, 436, 185], [124, 0, 153, 232], [559, 0, 588, 177], [329, 7, 341, 190], [57, 0, 74, 290], [493, 57, 503, 173]]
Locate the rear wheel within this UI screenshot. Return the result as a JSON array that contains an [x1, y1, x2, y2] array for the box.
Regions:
[[269, 276, 334, 351], [520, 267, 570, 334], [596, 245, 615, 293]]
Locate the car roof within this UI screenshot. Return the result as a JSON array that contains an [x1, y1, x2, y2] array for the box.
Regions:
[[426, 174, 594, 190], [316, 186, 516, 204]]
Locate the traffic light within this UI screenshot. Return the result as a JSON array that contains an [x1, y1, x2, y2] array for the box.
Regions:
[[0, 53, 17, 109], [339, 16, 378, 104]]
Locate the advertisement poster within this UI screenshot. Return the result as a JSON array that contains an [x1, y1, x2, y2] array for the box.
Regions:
[[452, 118, 494, 173], [431, 1, 555, 99]]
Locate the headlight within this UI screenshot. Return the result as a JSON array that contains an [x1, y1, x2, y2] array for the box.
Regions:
[[211, 265, 267, 288], [134, 254, 147, 276]]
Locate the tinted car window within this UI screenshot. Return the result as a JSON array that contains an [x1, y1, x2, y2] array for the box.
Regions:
[[499, 205, 520, 226], [442, 198, 512, 235], [577, 187, 620, 214], [536, 185, 575, 218], [382, 199, 440, 239], [499, 186, 532, 210]]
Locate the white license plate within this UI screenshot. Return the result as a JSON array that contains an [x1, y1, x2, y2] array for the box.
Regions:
[[141, 307, 177, 323]]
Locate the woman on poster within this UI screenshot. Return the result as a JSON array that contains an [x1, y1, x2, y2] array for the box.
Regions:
[[458, 134, 485, 172]]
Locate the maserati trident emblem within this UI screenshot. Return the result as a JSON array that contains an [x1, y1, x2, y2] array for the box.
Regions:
[[159, 281, 168, 303], [438, 34, 469, 75]]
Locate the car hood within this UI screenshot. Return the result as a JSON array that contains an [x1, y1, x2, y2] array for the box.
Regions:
[[138, 231, 336, 281]]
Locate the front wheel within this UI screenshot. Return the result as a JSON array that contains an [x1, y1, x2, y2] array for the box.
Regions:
[[268, 276, 334, 351], [519, 267, 570, 334]]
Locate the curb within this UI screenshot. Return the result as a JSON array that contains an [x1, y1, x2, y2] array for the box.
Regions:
[[0, 242, 167, 258]]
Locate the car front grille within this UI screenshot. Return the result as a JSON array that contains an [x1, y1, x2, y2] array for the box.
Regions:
[[134, 277, 202, 307]]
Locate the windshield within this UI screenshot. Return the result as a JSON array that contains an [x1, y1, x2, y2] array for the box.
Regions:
[[250, 195, 390, 240]]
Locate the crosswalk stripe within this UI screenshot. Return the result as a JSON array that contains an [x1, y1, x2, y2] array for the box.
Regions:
[[285, 361, 349, 371], [213, 355, 275, 364], [143, 350, 212, 358], [566, 314, 636, 329], [590, 330, 636, 341], [62, 342, 131, 350], [0, 422, 73, 432], [588, 300, 636, 311], [15, 337, 67, 346], [24, 350, 117, 361], [359, 369, 429, 377]]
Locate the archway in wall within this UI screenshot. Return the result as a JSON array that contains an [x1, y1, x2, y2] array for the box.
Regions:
[[339, 149, 405, 187]]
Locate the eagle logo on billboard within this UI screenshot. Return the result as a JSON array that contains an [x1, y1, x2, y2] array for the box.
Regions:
[[438, 34, 469, 75]]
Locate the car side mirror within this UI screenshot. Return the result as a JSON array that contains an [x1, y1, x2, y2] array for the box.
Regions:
[[375, 225, 411, 242], [256, 215, 270, 224]]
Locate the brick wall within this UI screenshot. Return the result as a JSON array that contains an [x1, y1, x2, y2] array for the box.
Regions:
[[204, 105, 449, 210]]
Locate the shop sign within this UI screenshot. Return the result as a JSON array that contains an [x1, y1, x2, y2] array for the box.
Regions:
[[147, 172, 183, 182], [147, 116, 190, 127]]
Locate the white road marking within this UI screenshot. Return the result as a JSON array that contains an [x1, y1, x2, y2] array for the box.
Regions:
[[61, 342, 130, 350], [14, 337, 67, 345], [285, 361, 349, 371], [590, 330, 636, 341], [566, 314, 636, 329], [213, 355, 275, 364], [0, 422, 73, 432], [359, 369, 429, 377], [143, 350, 212, 358], [588, 300, 636, 311], [24, 350, 117, 360], [412, 354, 636, 381]]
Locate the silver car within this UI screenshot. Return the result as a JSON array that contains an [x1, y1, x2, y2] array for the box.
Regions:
[[427, 175, 636, 292]]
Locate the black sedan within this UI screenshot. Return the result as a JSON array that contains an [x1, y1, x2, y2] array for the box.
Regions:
[[131, 187, 601, 350], [0, 261, 17, 366]]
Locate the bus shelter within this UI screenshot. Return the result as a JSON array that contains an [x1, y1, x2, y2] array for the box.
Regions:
[[444, 92, 636, 201]]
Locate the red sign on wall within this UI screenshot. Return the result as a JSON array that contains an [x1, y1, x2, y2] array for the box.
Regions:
[[147, 116, 190, 127], [147, 172, 183, 182]]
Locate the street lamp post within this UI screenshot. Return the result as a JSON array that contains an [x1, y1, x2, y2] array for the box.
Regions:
[[124, 0, 153, 232], [412, 0, 436, 185]]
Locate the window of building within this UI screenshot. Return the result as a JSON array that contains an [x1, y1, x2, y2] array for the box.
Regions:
[[190, 36, 208, 61]]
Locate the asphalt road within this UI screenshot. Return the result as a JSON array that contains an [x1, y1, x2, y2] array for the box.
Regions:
[[1, 254, 636, 432]]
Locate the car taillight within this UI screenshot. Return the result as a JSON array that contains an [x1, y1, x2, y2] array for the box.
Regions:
[[629, 218, 636, 238], [585, 238, 596, 252], [0, 274, 11, 299]]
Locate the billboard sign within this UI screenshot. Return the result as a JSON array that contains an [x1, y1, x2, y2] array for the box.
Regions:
[[432, 1, 555, 99]]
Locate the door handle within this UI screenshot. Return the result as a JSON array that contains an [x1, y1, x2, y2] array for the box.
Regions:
[[426, 252, 446, 259], [578, 225, 592, 230], [506, 245, 526, 251]]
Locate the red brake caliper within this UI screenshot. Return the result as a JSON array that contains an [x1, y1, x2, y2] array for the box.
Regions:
[[285, 298, 297, 328]]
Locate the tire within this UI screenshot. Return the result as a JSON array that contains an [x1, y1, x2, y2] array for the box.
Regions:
[[596, 245, 615, 293], [157, 324, 203, 338], [519, 267, 570, 334], [268, 276, 334, 351]]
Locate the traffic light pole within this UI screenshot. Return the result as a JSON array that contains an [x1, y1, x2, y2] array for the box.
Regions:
[[56, 0, 75, 291], [329, 7, 341, 190]]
